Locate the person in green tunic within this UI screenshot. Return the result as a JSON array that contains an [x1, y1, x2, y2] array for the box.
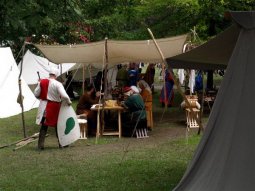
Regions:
[[121, 87, 147, 136]]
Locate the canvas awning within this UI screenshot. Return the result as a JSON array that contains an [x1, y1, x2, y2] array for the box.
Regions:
[[167, 23, 241, 70], [33, 34, 187, 68]]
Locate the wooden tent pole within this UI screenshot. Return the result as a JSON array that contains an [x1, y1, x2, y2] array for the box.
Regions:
[[199, 71, 205, 134], [96, 37, 109, 142], [82, 65, 85, 94], [147, 28, 203, 133], [18, 42, 27, 138], [60, 63, 63, 79], [101, 37, 109, 137]]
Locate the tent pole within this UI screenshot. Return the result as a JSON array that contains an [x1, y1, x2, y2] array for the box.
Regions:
[[60, 63, 63, 82], [162, 63, 167, 109], [147, 28, 204, 133], [103, 37, 109, 98], [96, 37, 109, 142], [82, 65, 85, 94], [198, 71, 205, 135], [201, 72, 205, 115], [18, 42, 27, 138], [60, 63, 63, 76], [101, 37, 109, 138]]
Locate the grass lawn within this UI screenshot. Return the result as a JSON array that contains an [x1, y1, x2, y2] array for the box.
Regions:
[[0, 89, 207, 191]]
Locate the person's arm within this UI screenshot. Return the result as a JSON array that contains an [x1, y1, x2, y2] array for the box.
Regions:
[[34, 82, 41, 98], [89, 94, 100, 105], [196, 101, 201, 109], [57, 83, 72, 105]]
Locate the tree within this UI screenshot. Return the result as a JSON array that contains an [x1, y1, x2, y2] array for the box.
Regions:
[[1, 0, 254, 58]]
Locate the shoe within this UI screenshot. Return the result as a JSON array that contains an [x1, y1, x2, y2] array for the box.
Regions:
[[38, 146, 44, 150], [59, 144, 69, 149]]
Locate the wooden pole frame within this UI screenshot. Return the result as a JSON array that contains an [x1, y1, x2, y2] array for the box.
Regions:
[[18, 42, 27, 138], [147, 28, 203, 133], [82, 65, 86, 94], [96, 37, 109, 141]]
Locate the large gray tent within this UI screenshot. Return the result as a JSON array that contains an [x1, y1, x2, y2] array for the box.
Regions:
[[166, 16, 241, 70], [173, 11, 255, 191]]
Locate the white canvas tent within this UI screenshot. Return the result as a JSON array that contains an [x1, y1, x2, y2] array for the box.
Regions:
[[173, 11, 255, 191], [0, 47, 39, 118], [19, 50, 118, 87], [18, 50, 75, 85]]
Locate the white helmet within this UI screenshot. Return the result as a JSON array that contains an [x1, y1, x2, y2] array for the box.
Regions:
[[49, 67, 59, 76], [131, 86, 140, 94]]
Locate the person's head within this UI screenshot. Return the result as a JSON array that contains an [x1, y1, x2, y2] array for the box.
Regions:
[[138, 80, 151, 93], [149, 63, 155, 68], [123, 64, 128, 68], [96, 71, 103, 77], [117, 64, 122, 70], [49, 67, 59, 78], [130, 86, 140, 94], [86, 84, 95, 93], [138, 80, 145, 89], [66, 71, 73, 78], [129, 62, 136, 69], [123, 86, 133, 96]]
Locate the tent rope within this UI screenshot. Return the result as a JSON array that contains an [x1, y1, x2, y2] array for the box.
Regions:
[[119, 94, 149, 164], [147, 28, 203, 133], [65, 63, 82, 91]]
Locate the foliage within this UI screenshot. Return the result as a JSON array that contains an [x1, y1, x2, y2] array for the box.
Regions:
[[196, 0, 255, 39], [0, 0, 254, 57]]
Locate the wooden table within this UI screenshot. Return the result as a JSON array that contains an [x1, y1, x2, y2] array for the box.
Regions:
[[91, 105, 124, 138]]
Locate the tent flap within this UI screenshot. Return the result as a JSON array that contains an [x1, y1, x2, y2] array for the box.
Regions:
[[167, 24, 241, 70], [0, 48, 39, 118]]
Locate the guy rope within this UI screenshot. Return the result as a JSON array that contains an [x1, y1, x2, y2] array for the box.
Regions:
[[147, 28, 203, 134]]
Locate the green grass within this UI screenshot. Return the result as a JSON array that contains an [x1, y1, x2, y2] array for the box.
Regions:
[[0, 93, 203, 191]]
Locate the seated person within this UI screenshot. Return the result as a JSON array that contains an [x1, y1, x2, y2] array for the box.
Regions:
[[121, 86, 147, 137], [138, 80, 153, 130], [76, 84, 100, 136], [130, 85, 140, 94]]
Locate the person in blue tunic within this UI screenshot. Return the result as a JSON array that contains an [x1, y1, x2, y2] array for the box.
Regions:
[[128, 63, 139, 86], [160, 68, 175, 107]]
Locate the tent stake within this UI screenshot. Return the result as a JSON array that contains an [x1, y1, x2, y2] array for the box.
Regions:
[[147, 28, 204, 133]]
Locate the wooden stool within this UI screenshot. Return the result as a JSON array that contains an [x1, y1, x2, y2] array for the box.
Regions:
[[77, 119, 88, 139], [185, 108, 200, 130], [136, 128, 149, 138]]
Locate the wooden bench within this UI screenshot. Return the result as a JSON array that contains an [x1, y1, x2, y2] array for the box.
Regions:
[[182, 95, 201, 131]]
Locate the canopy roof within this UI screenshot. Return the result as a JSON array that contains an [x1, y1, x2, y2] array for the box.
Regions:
[[167, 19, 241, 70], [33, 34, 187, 67]]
